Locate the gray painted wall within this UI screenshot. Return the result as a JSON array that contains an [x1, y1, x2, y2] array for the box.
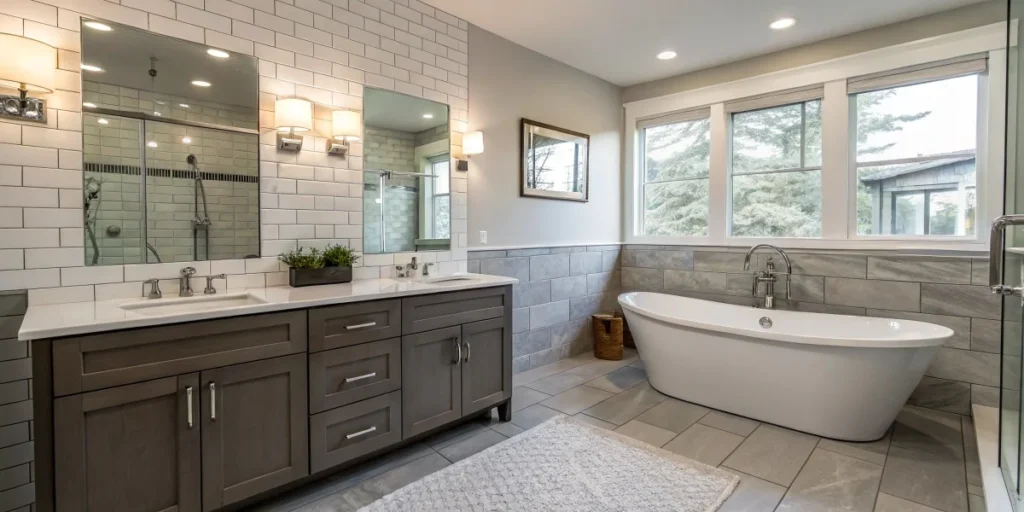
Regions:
[[467, 25, 624, 248], [623, 1, 1006, 104]]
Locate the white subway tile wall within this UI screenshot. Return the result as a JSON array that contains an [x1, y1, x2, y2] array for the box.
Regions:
[[0, 0, 471, 301]]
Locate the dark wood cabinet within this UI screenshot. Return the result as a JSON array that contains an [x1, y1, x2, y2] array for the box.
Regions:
[[200, 354, 308, 511], [402, 326, 463, 438], [461, 317, 512, 415], [53, 374, 202, 512]]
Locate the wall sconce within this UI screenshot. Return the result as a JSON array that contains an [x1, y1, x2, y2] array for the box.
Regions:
[[457, 131, 484, 171], [328, 110, 361, 156], [274, 98, 312, 151], [0, 34, 56, 123]]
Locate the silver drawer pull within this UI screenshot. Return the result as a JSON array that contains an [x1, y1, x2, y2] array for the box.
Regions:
[[345, 321, 377, 330], [209, 382, 216, 421], [344, 372, 377, 384], [186, 386, 194, 429], [346, 426, 377, 440]]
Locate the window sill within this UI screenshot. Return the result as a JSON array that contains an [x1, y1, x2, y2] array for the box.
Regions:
[[626, 235, 988, 255]]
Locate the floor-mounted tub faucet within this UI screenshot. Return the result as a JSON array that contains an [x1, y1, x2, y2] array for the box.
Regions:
[[743, 244, 793, 309]]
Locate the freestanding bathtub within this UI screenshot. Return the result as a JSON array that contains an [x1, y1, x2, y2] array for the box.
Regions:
[[618, 292, 953, 441]]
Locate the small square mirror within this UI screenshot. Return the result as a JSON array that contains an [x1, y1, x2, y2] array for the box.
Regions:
[[521, 119, 589, 202]]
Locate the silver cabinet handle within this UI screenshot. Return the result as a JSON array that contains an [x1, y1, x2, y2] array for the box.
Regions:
[[346, 426, 377, 440], [344, 372, 377, 384], [452, 337, 462, 365], [463, 341, 471, 363], [209, 382, 216, 421], [345, 321, 377, 330], [186, 386, 194, 429]]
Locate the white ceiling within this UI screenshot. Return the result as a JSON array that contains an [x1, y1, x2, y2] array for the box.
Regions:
[[426, 0, 990, 86]]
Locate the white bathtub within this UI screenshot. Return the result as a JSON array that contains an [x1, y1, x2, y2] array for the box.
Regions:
[[618, 292, 953, 441]]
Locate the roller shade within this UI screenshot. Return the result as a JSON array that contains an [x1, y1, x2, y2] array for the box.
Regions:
[[724, 85, 824, 114], [637, 106, 711, 130], [847, 54, 988, 95]]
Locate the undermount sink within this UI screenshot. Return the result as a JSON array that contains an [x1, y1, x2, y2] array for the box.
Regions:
[[419, 273, 477, 284], [120, 292, 267, 316]]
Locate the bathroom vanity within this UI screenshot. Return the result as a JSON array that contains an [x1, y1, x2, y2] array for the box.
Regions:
[[21, 277, 515, 512]]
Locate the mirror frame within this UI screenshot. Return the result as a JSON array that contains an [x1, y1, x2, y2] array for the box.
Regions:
[[520, 118, 590, 203]]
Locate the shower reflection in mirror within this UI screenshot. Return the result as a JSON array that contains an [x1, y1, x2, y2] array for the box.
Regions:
[[80, 18, 260, 266], [362, 87, 452, 254]]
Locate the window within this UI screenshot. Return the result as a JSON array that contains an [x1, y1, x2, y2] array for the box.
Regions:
[[640, 111, 711, 236], [852, 63, 983, 237], [729, 96, 822, 237], [430, 156, 450, 239]]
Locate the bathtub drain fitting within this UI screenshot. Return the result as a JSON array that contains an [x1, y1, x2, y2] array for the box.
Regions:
[[759, 317, 773, 329]]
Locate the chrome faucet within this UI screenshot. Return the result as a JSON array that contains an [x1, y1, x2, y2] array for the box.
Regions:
[[179, 266, 197, 297], [142, 278, 162, 299], [743, 244, 793, 309], [423, 262, 434, 277], [204, 274, 226, 295], [405, 257, 419, 274]]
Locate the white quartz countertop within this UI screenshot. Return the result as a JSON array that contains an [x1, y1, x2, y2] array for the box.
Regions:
[[18, 273, 518, 341]]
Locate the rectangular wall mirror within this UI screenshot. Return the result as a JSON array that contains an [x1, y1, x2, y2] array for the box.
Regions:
[[362, 87, 451, 254], [521, 119, 590, 202], [80, 19, 260, 266]]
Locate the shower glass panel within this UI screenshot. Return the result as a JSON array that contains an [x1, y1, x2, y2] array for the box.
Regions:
[[1004, 0, 1024, 503], [83, 113, 145, 266]]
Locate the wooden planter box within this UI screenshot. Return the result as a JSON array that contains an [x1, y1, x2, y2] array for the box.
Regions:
[[288, 266, 353, 287]]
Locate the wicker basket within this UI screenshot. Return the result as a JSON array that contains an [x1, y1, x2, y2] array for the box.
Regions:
[[592, 313, 624, 361]]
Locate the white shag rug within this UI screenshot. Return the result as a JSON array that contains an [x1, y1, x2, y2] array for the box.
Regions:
[[357, 416, 739, 512]]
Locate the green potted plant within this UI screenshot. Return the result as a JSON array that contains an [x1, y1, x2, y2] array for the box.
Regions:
[[278, 245, 357, 287]]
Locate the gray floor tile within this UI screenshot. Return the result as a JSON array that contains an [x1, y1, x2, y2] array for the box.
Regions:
[[614, 420, 677, 447], [723, 424, 820, 487], [437, 429, 508, 463], [776, 448, 883, 512], [630, 360, 646, 370], [880, 445, 967, 512], [635, 397, 709, 433], [891, 405, 964, 459], [663, 423, 745, 466], [511, 386, 551, 412], [699, 411, 760, 437], [571, 413, 617, 430], [818, 429, 891, 466], [968, 494, 984, 512], [297, 453, 451, 511], [580, 381, 668, 426], [540, 385, 614, 415], [967, 485, 982, 497], [511, 404, 566, 430], [525, 357, 635, 395], [423, 421, 491, 452], [512, 353, 594, 387], [585, 366, 648, 393], [490, 422, 525, 438], [875, 492, 945, 512], [719, 468, 787, 512]]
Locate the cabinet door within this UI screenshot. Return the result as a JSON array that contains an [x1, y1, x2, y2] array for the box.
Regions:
[[201, 354, 308, 511], [461, 317, 512, 415], [402, 326, 462, 438], [54, 374, 201, 512]]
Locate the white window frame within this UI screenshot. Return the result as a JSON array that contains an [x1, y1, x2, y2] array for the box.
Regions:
[[623, 22, 1007, 251]]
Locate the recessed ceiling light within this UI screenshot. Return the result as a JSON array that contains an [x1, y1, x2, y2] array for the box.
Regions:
[[422, 113, 434, 119], [656, 50, 677, 61], [153, 111, 162, 116], [770, 17, 796, 30], [155, 100, 166, 105], [182, 136, 192, 144], [82, 102, 97, 108], [179, 103, 190, 108], [147, 141, 158, 148], [191, 80, 211, 87], [207, 48, 230, 59], [83, 21, 112, 31], [80, 64, 103, 72], [97, 118, 109, 125]]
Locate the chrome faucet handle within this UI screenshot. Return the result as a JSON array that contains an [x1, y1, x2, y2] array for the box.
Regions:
[[423, 263, 434, 276], [395, 265, 406, 278], [407, 257, 419, 270], [204, 274, 226, 295], [179, 266, 197, 297], [143, 278, 162, 299]]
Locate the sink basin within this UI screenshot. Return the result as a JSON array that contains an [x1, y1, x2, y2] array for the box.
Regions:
[[120, 292, 267, 316], [419, 273, 477, 284]]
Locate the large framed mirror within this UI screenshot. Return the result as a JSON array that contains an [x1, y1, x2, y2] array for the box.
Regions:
[[80, 19, 259, 266], [521, 118, 590, 202], [362, 87, 451, 254]]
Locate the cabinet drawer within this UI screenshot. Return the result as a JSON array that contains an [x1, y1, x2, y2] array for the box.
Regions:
[[310, 391, 402, 473], [309, 338, 401, 413], [401, 286, 512, 335], [309, 300, 401, 352], [52, 311, 307, 396]]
